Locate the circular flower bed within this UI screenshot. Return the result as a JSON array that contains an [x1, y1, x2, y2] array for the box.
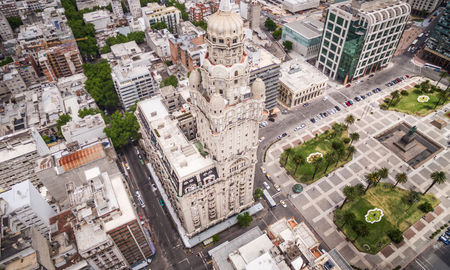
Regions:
[[365, 208, 384, 224], [306, 152, 323, 163], [417, 95, 429, 103]]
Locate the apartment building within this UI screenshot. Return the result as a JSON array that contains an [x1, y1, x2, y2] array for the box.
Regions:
[[76, 0, 111, 10], [127, 0, 141, 18], [111, 0, 124, 18], [0, 128, 50, 191], [0, 180, 56, 238], [83, 9, 117, 47], [189, 3, 212, 22], [279, 59, 328, 108], [2, 68, 27, 95], [0, 11, 13, 40], [405, 0, 442, 14], [0, 0, 18, 17], [282, 19, 324, 60], [142, 3, 182, 32], [169, 21, 206, 71], [316, 0, 410, 83], [423, 1, 449, 70], [246, 42, 282, 110], [61, 113, 106, 144], [145, 28, 172, 59], [110, 41, 161, 110], [38, 44, 84, 82]]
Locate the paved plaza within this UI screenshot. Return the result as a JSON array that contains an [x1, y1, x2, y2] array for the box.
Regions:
[[263, 77, 450, 269]]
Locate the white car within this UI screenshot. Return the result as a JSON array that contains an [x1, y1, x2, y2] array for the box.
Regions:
[[323, 96, 328, 101], [274, 184, 281, 192], [152, 184, 157, 192], [280, 200, 287, 208], [263, 181, 270, 190], [258, 137, 265, 143], [300, 124, 306, 129], [261, 166, 266, 174]]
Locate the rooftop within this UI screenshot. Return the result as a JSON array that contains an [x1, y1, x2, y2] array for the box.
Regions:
[[58, 143, 105, 172], [74, 223, 109, 253], [284, 19, 323, 39], [110, 41, 142, 58], [280, 59, 328, 92], [138, 97, 214, 181], [82, 9, 111, 22], [246, 41, 282, 71]]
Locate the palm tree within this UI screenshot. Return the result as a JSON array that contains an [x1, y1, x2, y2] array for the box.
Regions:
[[345, 114, 355, 127], [334, 149, 345, 167], [284, 148, 293, 166], [377, 167, 389, 185], [364, 172, 379, 193], [293, 154, 304, 175], [436, 71, 448, 86], [324, 152, 337, 173], [346, 146, 355, 160], [311, 157, 323, 180], [434, 90, 448, 109], [423, 171, 447, 194], [349, 132, 360, 146], [341, 211, 356, 228], [340, 186, 358, 209], [393, 173, 407, 188], [388, 90, 400, 108]]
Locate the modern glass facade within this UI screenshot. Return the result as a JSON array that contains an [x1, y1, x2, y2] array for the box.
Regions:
[[424, 2, 449, 70]]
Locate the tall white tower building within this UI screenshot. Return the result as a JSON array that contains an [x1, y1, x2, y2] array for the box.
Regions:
[[127, 0, 141, 18]]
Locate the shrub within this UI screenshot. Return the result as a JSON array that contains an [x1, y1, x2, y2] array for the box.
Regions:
[[400, 90, 409, 96], [212, 234, 220, 243], [387, 229, 404, 244], [384, 98, 391, 104], [418, 202, 434, 213], [343, 137, 351, 144]]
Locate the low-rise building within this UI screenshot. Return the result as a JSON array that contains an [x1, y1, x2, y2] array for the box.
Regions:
[[145, 28, 172, 59], [189, 3, 212, 22], [61, 114, 106, 144], [42, 84, 64, 123], [283, 0, 320, 14], [142, 3, 182, 33], [169, 21, 206, 71], [76, 0, 110, 11], [2, 68, 27, 95], [83, 10, 117, 47], [282, 19, 323, 61], [278, 59, 328, 108], [247, 41, 282, 110], [405, 0, 442, 14]]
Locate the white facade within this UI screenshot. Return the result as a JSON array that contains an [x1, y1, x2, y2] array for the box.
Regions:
[[316, 0, 410, 83], [83, 10, 113, 32], [127, 0, 141, 18], [283, 0, 320, 13], [2, 68, 27, 95], [111, 0, 124, 18], [278, 59, 328, 108], [61, 114, 106, 144], [145, 29, 172, 59], [405, 0, 441, 13], [0, 11, 13, 40], [0, 180, 56, 237]]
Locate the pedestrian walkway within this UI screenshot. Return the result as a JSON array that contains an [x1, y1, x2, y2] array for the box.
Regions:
[[262, 77, 450, 269]]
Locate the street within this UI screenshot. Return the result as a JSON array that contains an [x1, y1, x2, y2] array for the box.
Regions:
[[405, 242, 450, 270]]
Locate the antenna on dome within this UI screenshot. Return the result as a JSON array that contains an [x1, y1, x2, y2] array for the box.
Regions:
[[219, 0, 231, 12]]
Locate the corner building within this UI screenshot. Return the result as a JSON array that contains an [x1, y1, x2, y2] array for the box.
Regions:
[[188, 0, 265, 234], [316, 0, 410, 83], [140, 0, 265, 237]]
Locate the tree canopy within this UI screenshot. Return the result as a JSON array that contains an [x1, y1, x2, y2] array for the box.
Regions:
[[104, 31, 146, 51], [57, 114, 72, 138], [104, 111, 140, 149], [283, 40, 293, 51], [0, 56, 13, 66], [82, 60, 119, 110], [151, 22, 168, 30], [78, 107, 102, 118], [7, 16, 23, 31], [193, 20, 208, 31], [161, 75, 178, 88], [272, 28, 282, 40], [237, 212, 253, 227], [264, 18, 277, 32]]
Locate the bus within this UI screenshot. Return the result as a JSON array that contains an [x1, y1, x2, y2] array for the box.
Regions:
[[263, 189, 276, 208], [411, 39, 418, 46], [424, 63, 441, 72]]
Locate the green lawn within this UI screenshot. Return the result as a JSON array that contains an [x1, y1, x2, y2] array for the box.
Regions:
[[386, 87, 449, 116], [280, 124, 353, 184], [334, 184, 440, 254]]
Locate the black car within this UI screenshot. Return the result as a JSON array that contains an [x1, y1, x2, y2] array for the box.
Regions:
[[269, 118, 275, 122], [303, 103, 309, 107], [355, 96, 361, 101], [323, 112, 328, 117], [360, 95, 366, 99], [310, 118, 316, 123], [335, 105, 341, 111]]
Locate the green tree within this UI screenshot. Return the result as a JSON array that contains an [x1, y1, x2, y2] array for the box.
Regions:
[[402, 191, 421, 208], [423, 171, 447, 194], [346, 145, 355, 160], [345, 114, 355, 127], [161, 75, 178, 88], [400, 90, 409, 96], [283, 40, 293, 51], [151, 22, 167, 30], [78, 107, 102, 118], [253, 188, 264, 200], [237, 212, 253, 227], [127, 31, 145, 44], [323, 152, 337, 173], [83, 60, 119, 110], [7, 16, 23, 31], [334, 149, 345, 167], [264, 18, 277, 31], [434, 90, 449, 109], [364, 172, 378, 193], [100, 45, 111, 54], [41, 134, 51, 144], [165, 60, 173, 66], [343, 137, 350, 144], [193, 20, 208, 31], [311, 157, 323, 180], [283, 147, 293, 166], [57, 114, 72, 138], [388, 90, 400, 108], [341, 211, 356, 228], [436, 71, 448, 86], [340, 185, 358, 209], [349, 132, 359, 146], [272, 28, 282, 40], [331, 139, 345, 152], [121, 0, 129, 13], [393, 173, 407, 188], [293, 154, 304, 175], [352, 221, 369, 241], [377, 167, 389, 185], [418, 202, 434, 213], [104, 111, 140, 149], [387, 229, 403, 244], [0, 56, 13, 66], [212, 234, 220, 243]]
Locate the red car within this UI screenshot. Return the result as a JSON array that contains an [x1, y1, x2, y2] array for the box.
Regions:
[[396, 78, 401, 82], [345, 84, 351, 88], [405, 74, 410, 78], [345, 101, 351, 107]]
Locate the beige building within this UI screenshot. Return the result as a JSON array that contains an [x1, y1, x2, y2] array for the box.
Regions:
[[137, 0, 265, 237], [278, 59, 328, 108], [0, 11, 13, 40], [142, 3, 181, 32]]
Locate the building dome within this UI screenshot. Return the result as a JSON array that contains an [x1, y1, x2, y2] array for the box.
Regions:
[[251, 78, 265, 99], [207, 0, 243, 38], [210, 93, 226, 112], [189, 69, 201, 89]]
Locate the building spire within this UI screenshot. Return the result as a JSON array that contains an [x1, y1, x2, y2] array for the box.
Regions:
[[218, 0, 231, 12]]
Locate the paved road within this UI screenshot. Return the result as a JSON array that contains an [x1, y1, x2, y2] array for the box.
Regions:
[[405, 241, 450, 270]]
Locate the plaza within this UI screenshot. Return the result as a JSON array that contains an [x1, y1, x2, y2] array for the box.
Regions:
[[263, 76, 450, 269]]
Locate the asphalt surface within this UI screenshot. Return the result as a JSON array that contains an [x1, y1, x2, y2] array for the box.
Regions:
[[405, 241, 450, 270]]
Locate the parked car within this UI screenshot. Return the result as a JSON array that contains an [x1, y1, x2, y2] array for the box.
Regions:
[[266, 173, 273, 181], [405, 74, 410, 78], [323, 112, 328, 117], [367, 92, 373, 96], [258, 137, 265, 143], [345, 84, 351, 88], [152, 184, 157, 191], [439, 234, 450, 245], [344, 101, 351, 107], [348, 100, 354, 105], [355, 96, 361, 102], [282, 109, 288, 114], [263, 181, 270, 190], [369, 74, 374, 78], [277, 133, 287, 140], [269, 118, 275, 122], [299, 124, 306, 129], [310, 118, 316, 123], [280, 200, 287, 208], [360, 95, 366, 99], [303, 103, 309, 107], [335, 105, 341, 111], [125, 163, 130, 170], [323, 96, 328, 101], [159, 198, 164, 207], [274, 184, 281, 192], [261, 166, 266, 174], [396, 78, 401, 82]]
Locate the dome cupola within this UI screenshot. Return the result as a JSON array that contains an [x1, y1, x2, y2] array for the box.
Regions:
[[207, 0, 243, 41]]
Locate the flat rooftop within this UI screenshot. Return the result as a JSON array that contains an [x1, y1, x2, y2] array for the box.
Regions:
[[284, 19, 323, 39], [138, 97, 214, 181], [75, 223, 109, 252], [82, 10, 110, 22], [280, 59, 328, 92], [246, 42, 281, 71], [111, 41, 142, 58]]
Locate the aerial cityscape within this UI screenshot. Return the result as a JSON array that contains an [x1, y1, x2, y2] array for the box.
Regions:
[[0, 0, 448, 269]]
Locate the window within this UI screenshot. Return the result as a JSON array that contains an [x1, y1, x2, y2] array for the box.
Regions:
[[329, 13, 336, 22], [337, 17, 344, 26]]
